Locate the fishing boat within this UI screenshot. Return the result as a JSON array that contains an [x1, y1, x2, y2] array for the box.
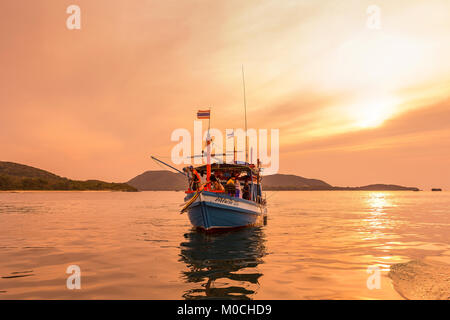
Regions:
[[152, 67, 268, 232], [153, 129, 268, 232], [151, 155, 268, 232]]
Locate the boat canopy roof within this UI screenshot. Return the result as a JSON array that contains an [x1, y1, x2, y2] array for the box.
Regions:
[[191, 163, 259, 176]]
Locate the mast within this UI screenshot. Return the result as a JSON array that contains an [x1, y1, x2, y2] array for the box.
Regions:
[[242, 65, 248, 164], [206, 108, 211, 188], [233, 133, 237, 164]]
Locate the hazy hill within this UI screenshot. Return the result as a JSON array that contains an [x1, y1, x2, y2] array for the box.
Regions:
[[262, 174, 331, 190], [1, 163, 419, 192], [0, 161, 61, 180], [128, 170, 187, 191], [127, 171, 332, 191], [337, 184, 420, 191], [127, 170, 419, 191], [0, 161, 137, 191]]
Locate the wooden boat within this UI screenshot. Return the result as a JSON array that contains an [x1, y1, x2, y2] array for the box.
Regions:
[[153, 67, 268, 232]]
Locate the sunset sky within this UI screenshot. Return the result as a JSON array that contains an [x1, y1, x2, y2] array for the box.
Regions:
[[1, 0, 449, 189]]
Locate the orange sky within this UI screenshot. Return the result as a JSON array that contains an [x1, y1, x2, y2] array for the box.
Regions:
[[1, 0, 449, 189]]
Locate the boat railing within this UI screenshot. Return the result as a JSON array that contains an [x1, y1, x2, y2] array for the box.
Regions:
[[185, 189, 225, 194]]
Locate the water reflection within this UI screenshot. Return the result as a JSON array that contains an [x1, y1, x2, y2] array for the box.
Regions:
[[360, 192, 397, 241], [179, 227, 267, 300], [367, 192, 390, 214]]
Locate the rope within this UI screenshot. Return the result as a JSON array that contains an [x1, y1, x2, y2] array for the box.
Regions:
[[180, 190, 203, 214]]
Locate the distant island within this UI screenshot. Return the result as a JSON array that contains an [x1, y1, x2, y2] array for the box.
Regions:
[[127, 170, 420, 191], [0, 162, 420, 192], [0, 161, 137, 192]]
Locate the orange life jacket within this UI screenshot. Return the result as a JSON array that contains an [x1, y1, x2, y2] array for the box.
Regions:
[[192, 169, 201, 183]]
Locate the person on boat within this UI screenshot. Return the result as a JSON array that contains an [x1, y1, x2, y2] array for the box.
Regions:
[[210, 175, 224, 192], [225, 177, 236, 196], [189, 166, 201, 191], [234, 177, 241, 198], [184, 167, 192, 191], [242, 180, 250, 200]]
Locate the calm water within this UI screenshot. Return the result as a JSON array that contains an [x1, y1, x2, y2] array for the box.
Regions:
[[0, 191, 448, 299]]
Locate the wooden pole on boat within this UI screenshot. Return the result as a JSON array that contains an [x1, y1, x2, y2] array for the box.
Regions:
[[242, 65, 249, 164], [206, 133, 211, 185], [206, 108, 211, 189], [233, 133, 237, 164], [150, 156, 187, 176]]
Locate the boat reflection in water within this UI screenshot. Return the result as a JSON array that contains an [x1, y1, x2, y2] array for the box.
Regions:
[[179, 227, 267, 300]]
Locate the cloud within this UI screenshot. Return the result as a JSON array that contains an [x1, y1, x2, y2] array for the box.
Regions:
[[0, 0, 449, 188], [283, 97, 450, 154]]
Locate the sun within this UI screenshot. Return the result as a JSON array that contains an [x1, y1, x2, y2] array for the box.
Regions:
[[349, 96, 399, 129], [355, 101, 391, 128]]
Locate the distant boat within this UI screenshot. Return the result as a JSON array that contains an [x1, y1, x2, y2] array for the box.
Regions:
[[431, 188, 442, 191]]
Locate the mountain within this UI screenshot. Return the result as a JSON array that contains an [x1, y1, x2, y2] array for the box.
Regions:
[[335, 184, 420, 191], [0, 161, 137, 191], [262, 174, 331, 190], [127, 171, 331, 191], [127, 170, 419, 191], [128, 170, 187, 191], [1, 162, 418, 192]]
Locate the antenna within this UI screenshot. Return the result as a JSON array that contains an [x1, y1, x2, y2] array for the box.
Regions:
[[242, 65, 248, 163]]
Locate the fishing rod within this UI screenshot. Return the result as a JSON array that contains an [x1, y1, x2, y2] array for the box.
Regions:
[[150, 156, 187, 176]]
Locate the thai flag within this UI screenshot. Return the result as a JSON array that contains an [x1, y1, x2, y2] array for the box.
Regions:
[[197, 109, 210, 119]]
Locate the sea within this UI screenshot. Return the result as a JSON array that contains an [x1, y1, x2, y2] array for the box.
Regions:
[[0, 191, 448, 299]]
